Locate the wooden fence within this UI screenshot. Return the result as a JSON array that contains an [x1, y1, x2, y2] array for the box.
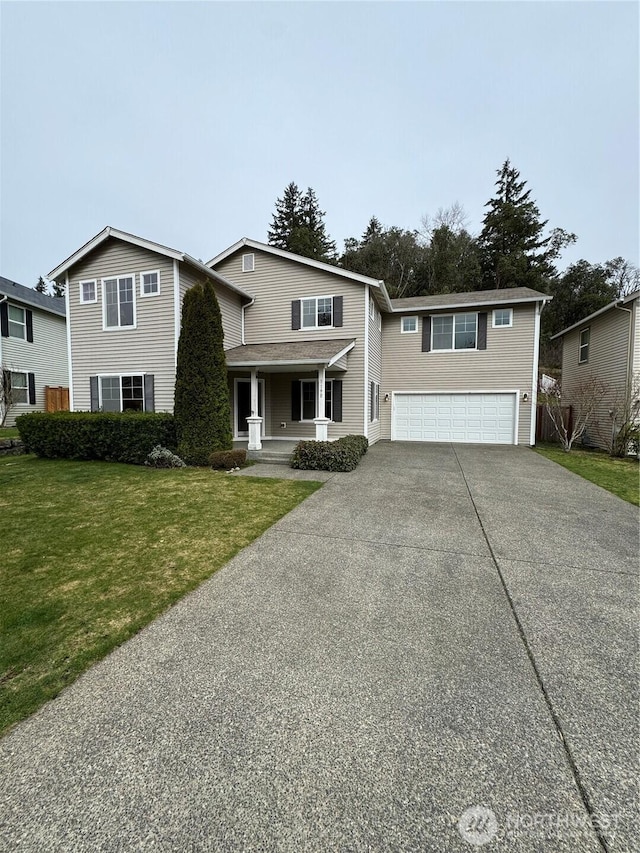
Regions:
[[536, 404, 572, 443], [44, 386, 70, 413]]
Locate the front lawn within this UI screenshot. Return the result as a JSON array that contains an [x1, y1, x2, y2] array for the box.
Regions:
[[535, 444, 639, 506], [0, 427, 20, 439], [0, 456, 321, 735]]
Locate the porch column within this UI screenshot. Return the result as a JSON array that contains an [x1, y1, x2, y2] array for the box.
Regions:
[[247, 367, 262, 451], [314, 365, 330, 441]]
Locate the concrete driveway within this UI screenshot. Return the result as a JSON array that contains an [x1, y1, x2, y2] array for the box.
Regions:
[[1, 443, 637, 852]]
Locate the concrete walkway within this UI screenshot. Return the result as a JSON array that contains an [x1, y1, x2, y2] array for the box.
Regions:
[[1, 443, 637, 852]]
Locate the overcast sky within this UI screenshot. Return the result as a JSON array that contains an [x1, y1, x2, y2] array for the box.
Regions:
[[1, 1, 638, 288]]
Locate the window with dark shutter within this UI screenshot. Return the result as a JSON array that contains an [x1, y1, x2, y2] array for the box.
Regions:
[[332, 380, 343, 422], [477, 312, 487, 350], [28, 373, 36, 404], [291, 300, 301, 330], [333, 295, 343, 328], [144, 375, 155, 412], [422, 316, 431, 352], [0, 303, 8, 337], [370, 381, 375, 422], [26, 310, 34, 343], [291, 380, 301, 421], [90, 376, 99, 412]]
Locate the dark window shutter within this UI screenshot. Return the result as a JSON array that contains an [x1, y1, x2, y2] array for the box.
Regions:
[[422, 316, 431, 352], [291, 380, 301, 421], [477, 312, 487, 350], [26, 310, 34, 342], [144, 375, 155, 412], [332, 380, 343, 422], [28, 373, 36, 404], [90, 376, 99, 412], [0, 303, 8, 337], [370, 381, 375, 422], [291, 300, 301, 330], [333, 295, 343, 328]]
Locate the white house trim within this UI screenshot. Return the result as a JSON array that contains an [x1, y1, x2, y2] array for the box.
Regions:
[[363, 284, 369, 439], [173, 259, 180, 365], [530, 300, 544, 446], [65, 274, 74, 411]]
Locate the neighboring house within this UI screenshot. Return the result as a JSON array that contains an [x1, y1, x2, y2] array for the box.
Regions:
[[0, 277, 68, 427], [551, 290, 640, 450], [49, 227, 551, 449]]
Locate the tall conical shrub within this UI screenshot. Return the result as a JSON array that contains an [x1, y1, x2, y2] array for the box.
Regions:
[[174, 280, 232, 465]]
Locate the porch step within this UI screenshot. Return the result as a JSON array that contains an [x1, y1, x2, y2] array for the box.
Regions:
[[247, 450, 292, 466]]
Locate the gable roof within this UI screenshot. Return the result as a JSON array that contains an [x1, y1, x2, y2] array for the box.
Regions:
[[208, 238, 392, 303], [0, 277, 66, 317], [550, 290, 640, 340], [390, 286, 551, 314], [48, 226, 254, 302]]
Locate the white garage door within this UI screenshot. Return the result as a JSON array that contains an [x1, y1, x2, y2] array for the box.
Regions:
[[393, 392, 517, 444]]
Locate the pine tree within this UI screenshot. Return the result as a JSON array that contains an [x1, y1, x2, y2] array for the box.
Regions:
[[174, 280, 232, 465], [52, 281, 65, 298], [478, 159, 572, 290], [35, 276, 49, 294], [268, 183, 336, 262]]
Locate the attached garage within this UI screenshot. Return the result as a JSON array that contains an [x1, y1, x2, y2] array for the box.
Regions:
[[392, 392, 518, 445]]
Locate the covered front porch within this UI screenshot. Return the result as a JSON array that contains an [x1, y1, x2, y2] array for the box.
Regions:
[[225, 338, 355, 451]]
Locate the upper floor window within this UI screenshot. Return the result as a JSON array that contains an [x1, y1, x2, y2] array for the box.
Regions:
[[492, 308, 513, 328], [8, 305, 26, 339], [302, 296, 333, 328], [432, 313, 477, 351], [140, 271, 160, 297], [242, 253, 255, 272], [579, 328, 590, 363], [401, 316, 418, 334], [103, 276, 135, 328], [80, 280, 97, 304]]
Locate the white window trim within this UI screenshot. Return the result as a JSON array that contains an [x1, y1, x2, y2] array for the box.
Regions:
[[579, 327, 590, 364], [79, 279, 97, 304], [371, 381, 380, 422], [10, 371, 28, 403], [139, 270, 160, 297], [300, 295, 335, 330], [299, 378, 334, 421], [401, 316, 418, 334], [102, 274, 137, 331], [7, 304, 26, 339], [242, 253, 255, 273], [492, 308, 513, 328], [98, 373, 145, 412], [431, 312, 478, 352]]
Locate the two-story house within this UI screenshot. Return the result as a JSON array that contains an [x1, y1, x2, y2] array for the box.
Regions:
[[0, 277, 68, 427], [49, 227, 551, 450], [551, 290, 640, 450]]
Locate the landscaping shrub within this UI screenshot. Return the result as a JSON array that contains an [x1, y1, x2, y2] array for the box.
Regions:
[[16, 412, 177, 465], [291, 435, 368, 472], [145, 445, 186, 469], [209, 449, 247, 470]]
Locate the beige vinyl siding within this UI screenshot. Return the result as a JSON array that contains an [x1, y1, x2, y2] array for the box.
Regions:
[[632, 299, 640, 375], [67, 238, 176, 412], [2, 307, 68, 426], [561, 306, 633, 451], [381, 304, 538, 445], [178, 264, 243, 350], [368, 297, 383, 444], [215, 249, 367, 438]]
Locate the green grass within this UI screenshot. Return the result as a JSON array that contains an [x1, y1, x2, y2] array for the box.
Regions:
[[0, 427, 20, 439], [0, 456, 321, 735], [535, 444, 639, 506]]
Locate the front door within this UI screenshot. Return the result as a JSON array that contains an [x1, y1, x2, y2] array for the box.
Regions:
[[235, 379, 264, 436]]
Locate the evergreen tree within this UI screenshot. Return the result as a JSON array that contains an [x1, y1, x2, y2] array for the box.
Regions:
[[478, 159, 574, 290], [35, 276, 49, 294], [174, 280, 232, 465], [52, 281, 65, 298], [422, 225, 482, 295], [268, 183, 336, 262], [340, 221, 426, 298]]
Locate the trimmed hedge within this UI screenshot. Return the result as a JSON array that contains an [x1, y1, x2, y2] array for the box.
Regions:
[[291, 434, 368, 472], [209, 449, 247, 470], [16, 412, 177, 465]]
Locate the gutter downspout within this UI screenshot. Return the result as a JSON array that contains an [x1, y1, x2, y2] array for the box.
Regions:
[[530, 298, 547, 446], [241, 297, 255, 346]]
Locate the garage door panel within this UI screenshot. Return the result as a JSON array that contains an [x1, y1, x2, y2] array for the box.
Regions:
[[393, 392, 516, 444]]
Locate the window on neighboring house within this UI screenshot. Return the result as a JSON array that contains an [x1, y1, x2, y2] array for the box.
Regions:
[[300, 379, 334, 421], [8, 305, 26, 339], [10, 371, 28, 403], [579, 328, 590, 363], [104, 276, 135, 328], [492, 308, 513, 327], [100, 375, 144, 412], [401, 316, 418, 333], [370, 381, 380, 422], [80, 280, 97, 304], [432, 313, 477, 351], [242, 253, 255, 272], [302, 296, 333, 328], [140, 271, 159, 296]]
